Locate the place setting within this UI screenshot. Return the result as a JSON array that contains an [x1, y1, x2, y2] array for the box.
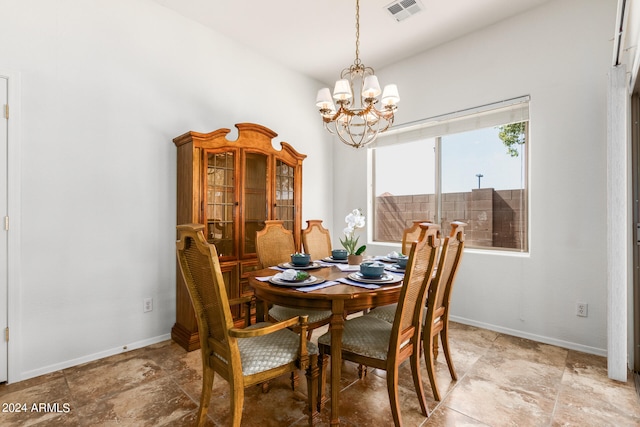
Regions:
[[277, 253, 324, 270], [377, 250, 406, 263], [338, 261, 403, 289], [384, 254, 408, 273], [268, 269, 325, 287], [265, 268, 343, 293], [320, 248, 349, 264]]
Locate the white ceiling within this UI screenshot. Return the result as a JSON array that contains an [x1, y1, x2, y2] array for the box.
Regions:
[[153, 0, 554, 84]]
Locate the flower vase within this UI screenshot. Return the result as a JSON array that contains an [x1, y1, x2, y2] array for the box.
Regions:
[[347, 254, 363, 265]]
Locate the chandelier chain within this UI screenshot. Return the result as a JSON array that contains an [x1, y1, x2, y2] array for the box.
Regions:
[[354, 0, 361, 66]]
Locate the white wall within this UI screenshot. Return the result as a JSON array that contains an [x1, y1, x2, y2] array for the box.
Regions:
[[0, 0, 333, 382], [333, 0, 616, 354]]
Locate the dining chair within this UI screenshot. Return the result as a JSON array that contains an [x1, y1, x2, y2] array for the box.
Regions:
[[176, 224, 319, 427], [317, 223, 441, 426], [401, 220, 431, 256], [255, 220, 332, 338], [423, 221, 466, 401], [301, 219, 332, 261], [255, 220, 299, 270], [365, 220, 437, 324]]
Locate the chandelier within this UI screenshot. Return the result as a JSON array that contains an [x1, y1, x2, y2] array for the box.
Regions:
[[315, 0, 400, 149]]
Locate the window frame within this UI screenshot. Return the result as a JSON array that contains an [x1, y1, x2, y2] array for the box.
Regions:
[[369, 96, 530, 253]]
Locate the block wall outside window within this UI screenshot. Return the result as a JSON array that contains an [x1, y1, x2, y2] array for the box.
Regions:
[[375, 187, 526, 251]]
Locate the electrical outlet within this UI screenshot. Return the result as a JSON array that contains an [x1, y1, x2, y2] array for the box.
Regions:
[[143, 298, 153, 313], [576, 302, 588, 317]]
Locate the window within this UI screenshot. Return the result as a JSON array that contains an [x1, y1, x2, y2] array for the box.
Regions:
[[371, 97, 529, 252]]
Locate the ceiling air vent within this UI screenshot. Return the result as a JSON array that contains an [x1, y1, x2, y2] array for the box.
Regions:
[[385, 0, 423, 22]]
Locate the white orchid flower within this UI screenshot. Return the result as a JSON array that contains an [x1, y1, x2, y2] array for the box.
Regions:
[[345, 209, 365, 230], [340, 208, 367, 255]]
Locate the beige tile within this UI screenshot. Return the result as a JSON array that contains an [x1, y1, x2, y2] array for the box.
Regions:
[[447, 322, 500, 353], [425, 406, 490, 426], [202, 372, 314, 427], [64, 355, 165, 407], [405, 323, 500, 404], [394, 355, 456, 405], [1, 328, 634, 427], [144, 340, 200, 376], [0, 376, 79, 427], [489, 334, 569, 367], [323, 365, 429, 427], [552, 401, 640, 427], [467, 335, 567, 401], [75, 376, 197, 426], [421, 323, 499, 396], [444, 374, 556, 426], [555, 350, 640, 425]]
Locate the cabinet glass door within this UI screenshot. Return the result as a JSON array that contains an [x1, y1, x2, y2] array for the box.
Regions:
[[206, 151, 235, 256], [276, 159, 295, 231], [244, 152, 268, 255]]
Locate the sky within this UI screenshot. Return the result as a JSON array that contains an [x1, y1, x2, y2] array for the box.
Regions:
[[374, 126, 526, 196]]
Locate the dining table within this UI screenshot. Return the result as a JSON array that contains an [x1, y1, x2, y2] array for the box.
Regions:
[[247, 259, 405, 426]]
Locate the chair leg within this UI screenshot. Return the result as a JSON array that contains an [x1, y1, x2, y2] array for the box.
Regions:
[[196, 366, 215, 427], [441, 325, 457, 380], [317, 353, 329, 411], [229, 382, 244, 427], [424, 332, 441, 401], [290, 371, 299, 390], [433, 333, 440, 360], [357, 363, 367, 379], [386, 365, 403, 427], [410, 350, 429, 417], [306, 354, 320, 426]]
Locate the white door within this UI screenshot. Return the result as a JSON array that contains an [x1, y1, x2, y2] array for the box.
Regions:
[[0, 76, 8, 382]]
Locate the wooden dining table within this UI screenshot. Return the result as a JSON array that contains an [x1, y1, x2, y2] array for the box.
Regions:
[[247, 262, 404, 426]]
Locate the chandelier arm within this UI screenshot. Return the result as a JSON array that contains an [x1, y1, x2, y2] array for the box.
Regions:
[[376, 119, 393, 134], [323, 121, 337, 135], [366, 105, 396, 119], [336, 114, 382, 148]]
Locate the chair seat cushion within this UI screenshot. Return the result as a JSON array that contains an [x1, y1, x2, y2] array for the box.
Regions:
[[365, 304, 397, 323], [239, 322, 318, 376], [269, 305, 332, 325], [367, 304, 431, 326], [317, 316, 391, 361]]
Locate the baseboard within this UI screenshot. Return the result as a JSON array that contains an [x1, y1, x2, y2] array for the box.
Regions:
[[450, 315, 607, 357], [17, 333, 172, 384]]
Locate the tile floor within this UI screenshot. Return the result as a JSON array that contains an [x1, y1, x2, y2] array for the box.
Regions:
[[1, 322, 638, 426]]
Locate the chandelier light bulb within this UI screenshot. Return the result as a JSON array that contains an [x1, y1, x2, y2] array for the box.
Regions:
[[362, 75, 381, 99], [316, 88, 336, 112], [333, 79, 353, 101], [381, 84, 400, 107]]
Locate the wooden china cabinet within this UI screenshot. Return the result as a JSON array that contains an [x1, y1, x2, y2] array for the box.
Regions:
[[171, 123, 306, 351]]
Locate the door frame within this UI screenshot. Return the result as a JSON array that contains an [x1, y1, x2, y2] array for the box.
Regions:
[[1, 70, 21, 383], [633, 91, 640, 373]]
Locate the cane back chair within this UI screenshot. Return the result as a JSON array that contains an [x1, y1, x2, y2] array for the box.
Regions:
[[423, 221, 466, 401], [317, 223, 441, 426], [401, 220, 430, 256], [301, 219, 332, 261], [366, 220, 437, 324], [255, 220, 332, 337], [176, 224, 319, 427]]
